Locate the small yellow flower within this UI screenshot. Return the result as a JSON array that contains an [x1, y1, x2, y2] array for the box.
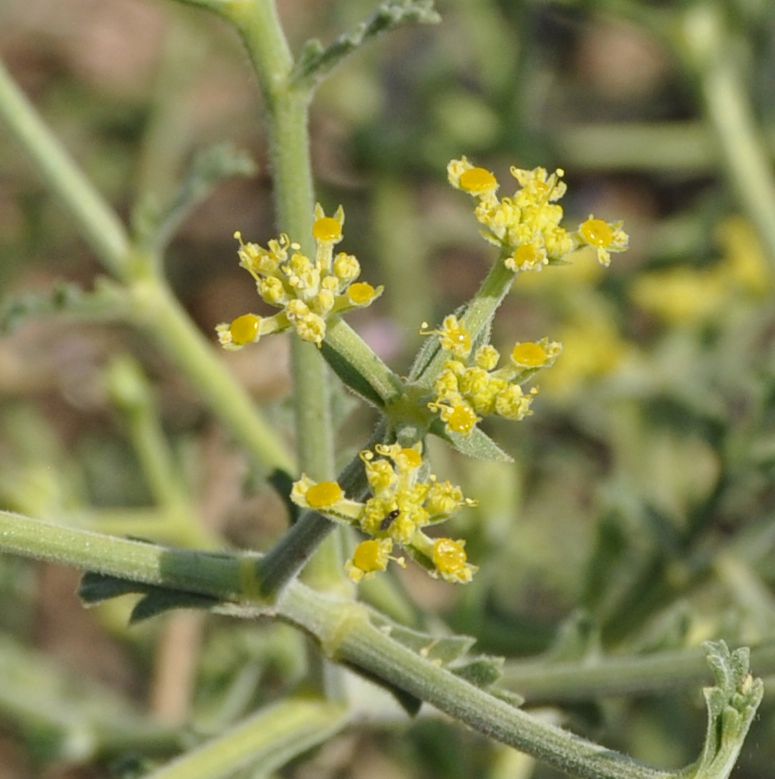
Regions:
[[510, 338, 562, 370], [347, 282, 382, 307], [447, 157, 498, 199], [217, 205, 381, 349], [421, 315, 473, 360], [578, 216, 629, 267], [448, 158, 627, 274], [494, 384, 537, 421], [459, 166, 499, 196], [511, 341, 548, 368], [506, 243, 548, 273], [432, 538, 476, 583], [430, 400, 479, 436], [475, 345, 500, 371], [346, 538, 394, 582], [306, 481, 344, 509]]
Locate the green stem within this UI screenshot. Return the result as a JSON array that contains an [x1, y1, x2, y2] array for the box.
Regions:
[[675, 2, 775, 264], [502, 639, 775, 705], [230, 0, 351, 592], [419, 258, 515, 383], [145, 699, 348, 779], [279, 589, 674, 779], [128, 277, 295, 474], [107, 356, 220, 549], [0, 59, 130, 279], [0, 510, 256, 601], [258, 421, 386, 595], [0, 511, 693, 779], [0, 58, 294, 476]]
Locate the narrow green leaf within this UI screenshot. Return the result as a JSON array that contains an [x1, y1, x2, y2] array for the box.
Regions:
[[320, 341, 386, 408], [134, 143, 256, 252], [267, 469, 300, 525], [0, 278, 129, 334], [370, 614, 476, 664], [430, 419, 514, 463], [80, 571, 223, 623], [79, 571, 148, 605], [130, 588, 222, 623], [292, 0, 440, 89], [450, 655, 504, 688]]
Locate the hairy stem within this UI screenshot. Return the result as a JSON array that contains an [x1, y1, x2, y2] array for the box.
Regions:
[[0, 511, 691, 779]]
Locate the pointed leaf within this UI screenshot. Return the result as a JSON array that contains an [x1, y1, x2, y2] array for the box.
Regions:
[[320, 341, 386, 408], [451, 654, 504, 688], [130, 588, 222, 623], [267, 468, 300, 525], [292, 0, 440, 89], [430, 419, 513, 462]]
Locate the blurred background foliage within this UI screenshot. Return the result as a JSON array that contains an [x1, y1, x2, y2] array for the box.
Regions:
[[1, 0, 775, 777]]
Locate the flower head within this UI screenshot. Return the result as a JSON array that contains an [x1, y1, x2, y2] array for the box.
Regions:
[[424, 323, 560, 437], [216, 206, 383, 349], [290, 443, 476, 584], [578, 216, 629, 267], [345, 538, 401, 583], [432, 538, 477, 583], [448, 157, 628, 272]]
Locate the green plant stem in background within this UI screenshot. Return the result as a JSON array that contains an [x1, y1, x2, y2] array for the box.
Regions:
[[145, 699, 348, 779], [0, 58, 294, 475], [106, 356, 220, 549], [373, 176, 432, 353], [128, 278, 295, 474], [0, 60, 130, 279], [675, 2, 775, 266], [1, 510, 759, 779], [0, 633, 181, 762], [505, 637, 775, 706]]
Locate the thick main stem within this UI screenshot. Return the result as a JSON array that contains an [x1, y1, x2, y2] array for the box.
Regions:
[[233, 0, 345, 591], [0, 512, 685, 779]]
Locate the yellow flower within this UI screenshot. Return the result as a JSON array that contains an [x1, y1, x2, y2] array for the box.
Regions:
[[216, 205, 382, 349], [448, 157, 627, 274], [424, 322, 558, 435], [511, 338, 562, 369], [431, 538, 477, 583], [578, 216, 629, 267], [290, 444, 475, 583], [345, 538, 394, 582], [421, 315, 473, 359]]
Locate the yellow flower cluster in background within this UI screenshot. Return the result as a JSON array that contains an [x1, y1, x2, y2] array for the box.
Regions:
[[216, 205, 383, 349], [632, 216, 771, 327], [424, 315, 561, 436], [448, 156, 628, 270], [291, 443, 477, 583]]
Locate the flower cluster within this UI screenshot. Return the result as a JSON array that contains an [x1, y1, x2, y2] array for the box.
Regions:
[[291, 443, 477, 584], [216, 205, 382, 349], [424, 315, 561, 437], [448, 157, 628, 269]]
